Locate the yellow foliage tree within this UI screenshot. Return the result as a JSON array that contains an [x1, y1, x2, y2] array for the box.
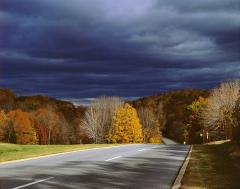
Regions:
[[107, 103, 143, 143], [0, 110, 9, 142]]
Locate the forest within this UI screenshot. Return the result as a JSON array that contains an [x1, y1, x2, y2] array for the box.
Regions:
[[0, 80, 239, 145]]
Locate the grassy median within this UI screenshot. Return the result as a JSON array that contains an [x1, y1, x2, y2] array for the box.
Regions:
[[181, 142, 240, 189], [0, 143, 121, 163]]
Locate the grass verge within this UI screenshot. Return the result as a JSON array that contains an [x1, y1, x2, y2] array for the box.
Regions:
[[0, 143, 121, 163], [180, 142, 240, 189]]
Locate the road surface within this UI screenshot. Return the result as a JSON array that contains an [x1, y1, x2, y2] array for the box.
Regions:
[[162, 137, 178, 145], [0, 144, 190, 189]]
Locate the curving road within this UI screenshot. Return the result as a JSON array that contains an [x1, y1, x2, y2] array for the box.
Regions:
[[0, 144, 190, 189]]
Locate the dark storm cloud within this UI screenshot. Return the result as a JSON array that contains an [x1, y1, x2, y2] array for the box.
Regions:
[[0, 0, 239, 100]]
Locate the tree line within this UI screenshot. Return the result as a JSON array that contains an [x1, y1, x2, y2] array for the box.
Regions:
[[131, 89, 209, 143], [0, 80, 239, 145], [0, 91, 86, 144], [81, 96, 162, 144], [0, 92, 162, 144], [185, 80, 240, 144], [0, 106, 71, 144]]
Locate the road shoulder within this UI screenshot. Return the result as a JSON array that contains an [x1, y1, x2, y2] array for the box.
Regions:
[[171, 145, 192, 189]]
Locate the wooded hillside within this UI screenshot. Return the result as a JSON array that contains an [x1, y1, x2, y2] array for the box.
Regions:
[[0, 88, 210, 144], [131, 89, 209, 143], [0, 89, 86, 144]]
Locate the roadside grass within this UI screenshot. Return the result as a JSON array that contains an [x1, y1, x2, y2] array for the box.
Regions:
[[181, 142, 240, 189], [0, 143, 121, 163]]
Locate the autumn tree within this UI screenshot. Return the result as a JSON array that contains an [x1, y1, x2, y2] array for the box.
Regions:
[[203, 80, 240, 141], [7, 109, 37, 144], [33, 106, 60, 144], [107, 103, 143, 143], [0, 110, 9, 142], [185, 96, 207, 144], [232, 92, 240, 143], [81, 96, 123, 143], [57, 114, 71, 144], [157, 102, 167, 135], [137, 107, 161, 143]]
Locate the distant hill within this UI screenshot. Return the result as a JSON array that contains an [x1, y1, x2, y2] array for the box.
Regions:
[[0, 88, 87, 143], [131, 89, 210, 143], [0, 88, 209, 143]]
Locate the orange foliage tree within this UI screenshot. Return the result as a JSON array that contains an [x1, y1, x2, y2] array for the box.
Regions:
[[107, 103, 143, 143], [7, 109, 37, 144], [34, 107, 60, 144]]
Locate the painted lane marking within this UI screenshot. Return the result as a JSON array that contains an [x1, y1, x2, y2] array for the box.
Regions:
[[105, 156, 122, 161], [138, 149, 147, 152], [11, 177, 54, 189]]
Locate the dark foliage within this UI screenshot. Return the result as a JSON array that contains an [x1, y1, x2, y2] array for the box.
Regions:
[[131, 89, 209, 143]]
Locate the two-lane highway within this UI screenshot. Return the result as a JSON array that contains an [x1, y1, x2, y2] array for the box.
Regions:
[[0, 144, 190, 189]]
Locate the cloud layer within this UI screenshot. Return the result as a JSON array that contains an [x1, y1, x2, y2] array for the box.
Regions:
[[1, 0, 240, 98]]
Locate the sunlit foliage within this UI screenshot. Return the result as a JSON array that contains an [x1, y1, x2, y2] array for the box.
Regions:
[[107, 103, 143, 143]]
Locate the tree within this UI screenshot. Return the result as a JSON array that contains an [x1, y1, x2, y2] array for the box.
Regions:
[[81, 106, 99, 143], [57, 114, 71, 144], [203, 80, 240, 141], [185, 96, 207, 144], [34, 107, 60, 144], [7, 109, 37, 144], [107, 103, 143, 143], [81, 96, 123, 143], [137, 107, 161, 143], [232, 92, 240, 143], [34, 121, 47, 145], [0, 110, 9, 142]]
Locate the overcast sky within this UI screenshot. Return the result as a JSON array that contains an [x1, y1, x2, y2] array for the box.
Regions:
[[0, 0, 240, 100]]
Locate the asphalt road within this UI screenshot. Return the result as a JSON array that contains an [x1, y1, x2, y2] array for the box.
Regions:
[[0, 144, 190, 189]]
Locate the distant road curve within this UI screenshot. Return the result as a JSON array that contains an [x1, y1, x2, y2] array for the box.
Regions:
[[162, 137, 179, 144]]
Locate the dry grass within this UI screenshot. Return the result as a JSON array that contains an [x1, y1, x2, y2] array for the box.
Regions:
[[181, 142, 240, 189]]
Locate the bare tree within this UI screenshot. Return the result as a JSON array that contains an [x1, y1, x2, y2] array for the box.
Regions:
[[81, 106, 99, 143], [81, 96, 124, 143], [157, 102, 166, 131], [203, 80, 240, 140], [137, 107, 161, 143]]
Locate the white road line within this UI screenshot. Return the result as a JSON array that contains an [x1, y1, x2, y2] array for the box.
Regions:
[[138, 149, 147, 152], [105, 156, 122, 161], [11, 177, 54, 189]]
